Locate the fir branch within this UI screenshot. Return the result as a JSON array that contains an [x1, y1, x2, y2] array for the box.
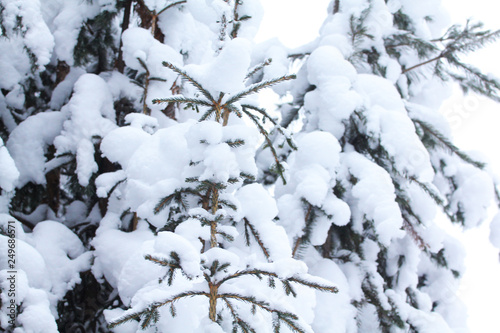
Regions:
[[287, 276, 339, 293], [243, 217, 271, 259], [225, 75, 296, 105], [221, 290, 308, 333], [401, 53, 443, 74], [136, 57, 152, 115], [200, 108, 216, 121], [221, 293, 274, 313], [439, 21, 500, 55], [149, 77, 167, 82], [239, 172, 256, 181], [217, 269, 276, 285], [225, 139, 245, 148], [217, 269, 337, 295], [414, 119, 485, 168], [217, 262, 231, 272], [222, 298, 257, 333], [403, 218, 429, 251], [154, 193, 177, 214], [227, 104, 243, 118], [408, 176, 445, 206], [108, 311, 141, 329], [241, 104, 278, 126], [242, 104, 297, 150], [348, 8, 374, 47], [218, 229, 235, 242], [241, 108, 286, 184], [275, 312, 306, 333], [157, 0, 187, 16], [219, 198, 237, 211], [282, 280, 297, 297], [137, 57, 149, 72], [105, 178, 126, 198], [140, 307, 160, 329], [401, 19, 500, 100], [287, 52, 310, 60], [162, 61, 215, 102], [245, 58, 272, 80], [445, 60, 500, 102], [152, 96, 212, 107], [108, 291, 209, 328], [292, 204, 313, 258], [385, 33, 438, 59], [170, 304, 176, 317], [495, 185, 500, 208], [154, 188, 202, 214], [144, 254, 181, 269]]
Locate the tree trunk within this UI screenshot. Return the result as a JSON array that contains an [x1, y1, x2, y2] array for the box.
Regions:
[[209, 283, 218, 322]]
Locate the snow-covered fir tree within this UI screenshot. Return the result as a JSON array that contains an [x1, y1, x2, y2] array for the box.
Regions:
[[0, 0, 499, 332], [267, 1, 500, 332]]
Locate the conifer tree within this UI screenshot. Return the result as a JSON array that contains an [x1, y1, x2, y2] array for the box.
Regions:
[[0, 0, 499, 332], [267, 1, 500, 331], [96, 2, 337, 331]]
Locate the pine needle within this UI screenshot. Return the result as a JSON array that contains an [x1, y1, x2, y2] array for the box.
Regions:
[[162, 61, 215, 102], [225, 75, 296, 105], [414, 119, 486, 168], [152, 96, 212, 107]]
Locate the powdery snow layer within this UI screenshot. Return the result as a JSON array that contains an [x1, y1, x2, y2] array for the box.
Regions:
[[0, 0, 495, 332], [0, 216, 90, 332]]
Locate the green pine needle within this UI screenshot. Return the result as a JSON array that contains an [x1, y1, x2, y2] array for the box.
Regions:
[[414, 119, 486, 168], [245, 58, 272, 80], [225, 75, 296, 105], [162, 61, 215, 102], [152, 96, 212, 107]]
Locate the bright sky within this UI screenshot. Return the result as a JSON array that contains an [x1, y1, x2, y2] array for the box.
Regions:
[[256, 1, 500, 331], [440, 1, 500, 332]]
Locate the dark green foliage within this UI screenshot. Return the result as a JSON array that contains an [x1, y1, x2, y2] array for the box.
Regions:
[[0, 3, 6, 36], [56, 271, 120, 333], [393, 10, 413, 31], [9, 182, 46, 216], [74, 10, 119, 73]]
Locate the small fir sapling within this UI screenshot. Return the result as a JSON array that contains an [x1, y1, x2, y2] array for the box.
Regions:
[[107, 50, 337, 332]]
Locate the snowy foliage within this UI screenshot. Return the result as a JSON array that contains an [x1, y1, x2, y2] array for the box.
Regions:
[[1, 0, 499, 332]]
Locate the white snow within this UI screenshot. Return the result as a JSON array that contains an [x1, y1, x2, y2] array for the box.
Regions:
[[31, 221, 92, 299], [355, 74, 435, 182], [153, 231, 202, 278], [93, 227, 155, 288], [50, 0, 100, 66], [185, 38, 252, 96], [489, 212, 500, 249], [54, 74, 117, 186], [236, 183, 293, 260], [7, 112, 66, 187], [100, 127, 151, 168], [0, 215, 92, 332], [341, 152, 405, 245], [0, 138, 19, 192]]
